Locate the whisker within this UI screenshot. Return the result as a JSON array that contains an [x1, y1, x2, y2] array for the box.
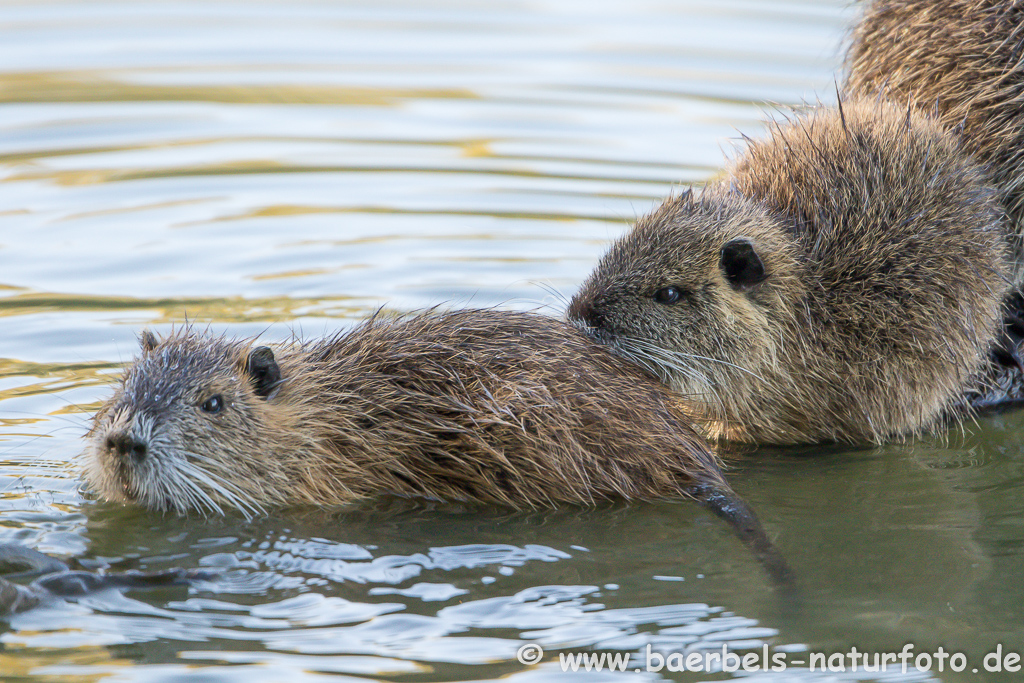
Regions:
[[530, 281, 571, 311], [613, 338, 727, 422], [174, 464, 226, 516], [626, 337, 765, 382], [180, 452, 265, 518]]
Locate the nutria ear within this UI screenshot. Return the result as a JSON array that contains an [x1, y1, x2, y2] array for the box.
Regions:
[[246, 346, 281, 399], [720, 238, 767, 292], [139, 330, 159, 354]]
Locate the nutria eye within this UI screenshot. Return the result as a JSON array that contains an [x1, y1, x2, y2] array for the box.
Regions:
[[654, 287, 682, 305], [201, 395, 224, 414]]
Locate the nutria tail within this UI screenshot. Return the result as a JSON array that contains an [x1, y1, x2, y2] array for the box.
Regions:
[[686, 484, 795, 594]]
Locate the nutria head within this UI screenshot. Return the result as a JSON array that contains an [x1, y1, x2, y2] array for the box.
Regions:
[[569, 190, 804, 421], [81, 331, 288, 516]]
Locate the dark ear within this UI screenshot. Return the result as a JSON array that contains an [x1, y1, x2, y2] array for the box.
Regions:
[[720, 238, 767, 292], [246, 346, 281, 399], [140, 330, 159, 354]]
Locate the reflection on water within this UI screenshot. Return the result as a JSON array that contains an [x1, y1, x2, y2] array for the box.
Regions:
[[4, 0, 1024, 682]]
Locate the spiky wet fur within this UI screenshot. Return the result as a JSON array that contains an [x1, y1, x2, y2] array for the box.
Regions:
[[82, 310, 731, 514], [846, 0, 1024, 278], [569, 98, 1011, 444]]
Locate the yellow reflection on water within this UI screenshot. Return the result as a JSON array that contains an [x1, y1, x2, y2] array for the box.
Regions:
[[6, 161, 685, 189], [178, 203, 622, 227], [0, 70, 476, 106], [460, 139, 493, 158], [0, 646, 129, 683], [0, 360, 117, 401], [0, 291, 373, 323]]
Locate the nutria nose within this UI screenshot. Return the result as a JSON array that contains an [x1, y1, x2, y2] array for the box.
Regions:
[[567, 297, 605, 329], [106, 434, 148, 464]]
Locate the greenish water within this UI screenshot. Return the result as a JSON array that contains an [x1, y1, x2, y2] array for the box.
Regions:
[[5, 1, 1024, 681]]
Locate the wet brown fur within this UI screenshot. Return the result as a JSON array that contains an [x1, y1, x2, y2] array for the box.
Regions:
[[569, 98, 1011, 444], [81, 310, 799, 588], [82, 309, 730, 512], [846, 0, 1024, 277]]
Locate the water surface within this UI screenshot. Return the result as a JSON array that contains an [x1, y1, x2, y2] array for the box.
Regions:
[[5, 1, 1022, 682]]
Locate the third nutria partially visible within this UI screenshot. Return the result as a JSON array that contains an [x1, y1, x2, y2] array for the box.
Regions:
[[80, 309, 791, 585], [569, 97, 1012, 444], [846, 0, 1024, 275]]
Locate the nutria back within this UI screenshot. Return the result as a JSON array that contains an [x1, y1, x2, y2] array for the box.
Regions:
[[846, 0, 1024, 276], [569, 98, 1011, 444]]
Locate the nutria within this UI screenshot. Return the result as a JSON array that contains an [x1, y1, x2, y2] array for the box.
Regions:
[[80, 309, 792, 586], [568, 97, 1012, 444], [845, 0, 1024, 277], [0, 544, 212, 615], [845, 0, 1024, 383]]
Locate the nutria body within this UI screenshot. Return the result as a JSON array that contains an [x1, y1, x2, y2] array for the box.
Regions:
[[81, 309, 791, 584], [846, 0, 1024, 277], [846, 0, 1024, 386], [569, 98, 1012, 444]]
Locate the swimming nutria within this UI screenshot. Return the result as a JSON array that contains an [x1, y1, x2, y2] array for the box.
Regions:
[[845, 0, 1024, 276], [846, 0, 1024, 382], [568, 97, 1012, 444], [80, 309, 792, 585], [0, 544, 212, 615]]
